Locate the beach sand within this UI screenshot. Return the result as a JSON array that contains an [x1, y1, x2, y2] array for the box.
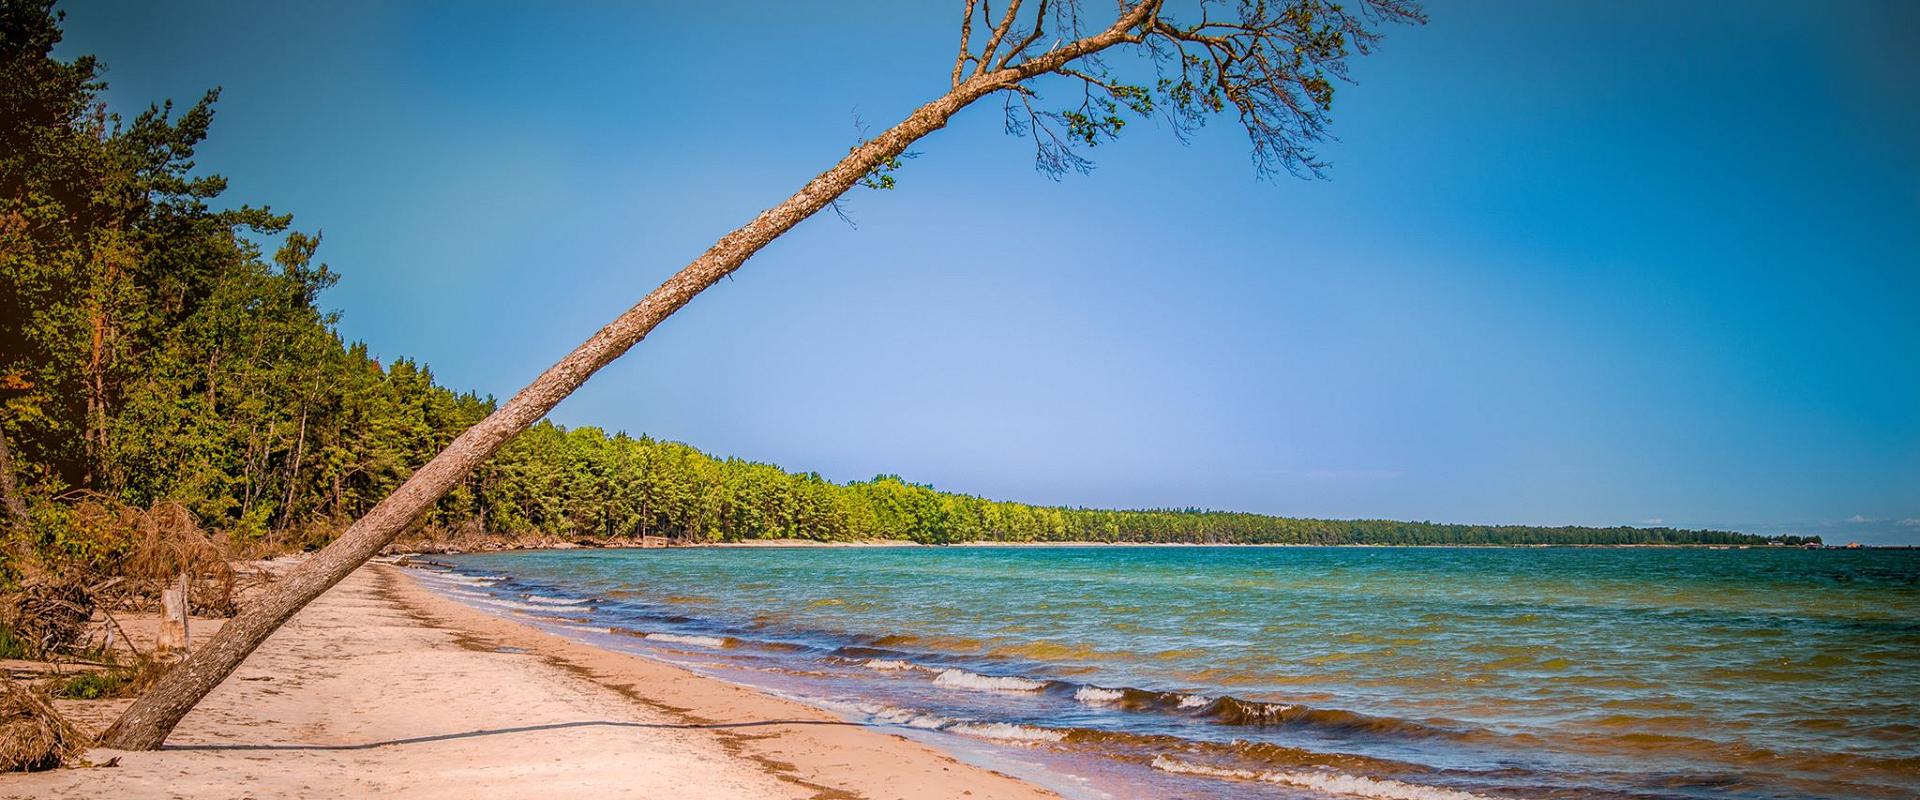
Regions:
[[2, 564, 1056, 800]]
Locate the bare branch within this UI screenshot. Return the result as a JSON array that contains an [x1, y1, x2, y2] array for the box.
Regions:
[[993, 0, 1052, 70], [953, 0, 979, 87], [1136, 0, 1427, 178], [974, 0, 1026, 77]]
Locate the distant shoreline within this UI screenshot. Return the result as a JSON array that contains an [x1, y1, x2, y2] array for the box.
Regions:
[[697, 540, 1897, 550], [433, 538, 1868, 552], [700, 541, 1846, 548]]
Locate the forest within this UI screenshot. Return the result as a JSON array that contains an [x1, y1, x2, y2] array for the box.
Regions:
[[0, 6, 1809, 584]]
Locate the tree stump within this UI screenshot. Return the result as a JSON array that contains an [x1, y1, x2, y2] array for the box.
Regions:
[[156, 573, 189, 656]]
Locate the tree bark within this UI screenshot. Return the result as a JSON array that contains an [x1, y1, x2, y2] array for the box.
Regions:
[[99, 4, 1154, 750]]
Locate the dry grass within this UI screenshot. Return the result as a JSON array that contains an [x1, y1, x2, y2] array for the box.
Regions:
[[0, 675, 86, 772], [64, 499, 240, 618]]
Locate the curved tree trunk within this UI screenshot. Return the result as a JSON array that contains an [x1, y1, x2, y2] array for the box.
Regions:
[[99, 5, 1153, 750], [98, 108, 954, 751]]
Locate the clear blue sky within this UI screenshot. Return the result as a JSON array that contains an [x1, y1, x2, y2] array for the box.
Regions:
[[55, 1, 1919, 543]]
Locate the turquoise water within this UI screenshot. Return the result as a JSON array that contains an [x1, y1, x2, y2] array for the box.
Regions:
[[423, 546, 1920, 799]]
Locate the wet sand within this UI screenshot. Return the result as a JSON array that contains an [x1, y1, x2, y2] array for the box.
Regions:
[[2, 564, 1056, 800]]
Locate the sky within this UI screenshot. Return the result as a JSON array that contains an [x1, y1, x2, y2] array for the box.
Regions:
[[53, 1, 1920, 543]]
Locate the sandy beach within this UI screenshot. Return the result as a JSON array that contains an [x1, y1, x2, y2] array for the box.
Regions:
[[1, 564, 1055, 800]]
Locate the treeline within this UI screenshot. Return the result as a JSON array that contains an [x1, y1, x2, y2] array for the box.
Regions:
[[0, 5, 1809, 572], [463, 428, 1800, 547]]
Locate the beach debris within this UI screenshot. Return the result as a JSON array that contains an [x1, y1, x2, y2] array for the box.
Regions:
[[0, 675, 86, 772], [119, 501, 236, 652], [0, 575, 94, 659]]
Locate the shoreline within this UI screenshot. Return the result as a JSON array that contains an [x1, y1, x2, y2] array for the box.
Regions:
[[6, 563, 1056, 800], [476, 538, 1805, 551]]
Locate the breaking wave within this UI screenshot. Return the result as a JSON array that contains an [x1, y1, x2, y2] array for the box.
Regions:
[[437, 573, 506, 586], [1074, 686, 1126, 705], [520, 594, 593, 607], [949, 722, 1068, 743], [932, 669, 1047, 693], [1150, 756, 1494, 800], [862, 658, 924, 672], [643, 632, 731, 648]]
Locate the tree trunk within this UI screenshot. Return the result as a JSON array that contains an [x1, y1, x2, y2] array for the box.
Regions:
[[156, 573, 189, 656], [98, 8, 1151, 750], [277, 402, 310, 530], [0, 424, 27, 526]]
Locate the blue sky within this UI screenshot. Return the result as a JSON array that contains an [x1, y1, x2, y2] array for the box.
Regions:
[[56, 1, 1919, 543]]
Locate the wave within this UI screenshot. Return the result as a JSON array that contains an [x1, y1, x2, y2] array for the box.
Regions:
[[843, 702, 1065, 743], [438, 573, 506, 586], [520, 594, 593, 607], [1194, 697, 1466, 739], [853, 703, 954, 730], [470, 596, 584, 615], [949, 722, 1068, 743], [643, 632, 731, 648], [1074, 686, 1126, 705], [839, 697, 1433, 778], [828, 639, 1472, 743], [842, 698, 1441, 780], [862, 659, 924, 672], [932, 669, 1047, 693], [1150, 756, 1493, 800]]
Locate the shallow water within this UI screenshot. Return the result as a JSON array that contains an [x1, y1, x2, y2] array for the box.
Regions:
[[422, 546, 1920, 799]]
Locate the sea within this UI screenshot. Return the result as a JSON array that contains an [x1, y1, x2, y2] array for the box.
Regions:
[[411, 546, 1919, 799]]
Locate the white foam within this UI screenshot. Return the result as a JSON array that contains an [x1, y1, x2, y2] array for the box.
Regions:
[[440, 573, 506, 585], [644, 633, 729, 648], [862, 659, 923, 672], [472, 597, 569, 614], [857, 704, 953, 729], [949, 722, 1066, 743], [1176, 694, 1213, 709], [519, 594, 593, 607], [1074, 686, 1125, 705], [1149, 756, 1495, 800], [932, 669, 1046, 693]]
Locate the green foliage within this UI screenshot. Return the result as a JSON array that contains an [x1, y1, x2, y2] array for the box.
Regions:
[[0, 626, 29, 660], [858, 153, 906, 190], [999, 0, 1427, 179], [47, 670, 126, 700], [0, 5, 1801, 555]]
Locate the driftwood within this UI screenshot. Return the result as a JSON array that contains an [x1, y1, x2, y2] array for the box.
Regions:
[[1, 577, 94, 659]]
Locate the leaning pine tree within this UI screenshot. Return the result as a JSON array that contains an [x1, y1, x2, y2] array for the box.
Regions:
[[101, 0, 1426, 748]]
